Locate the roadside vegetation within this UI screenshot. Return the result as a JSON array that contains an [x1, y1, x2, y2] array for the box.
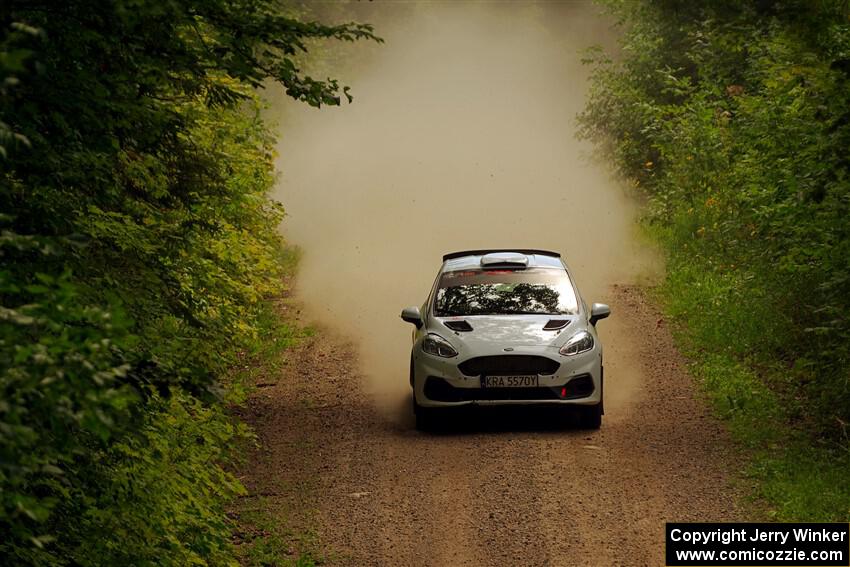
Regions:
[[229, 284, 321, 567], [0, 1, 377, 564], [579, 0, 850, 520]]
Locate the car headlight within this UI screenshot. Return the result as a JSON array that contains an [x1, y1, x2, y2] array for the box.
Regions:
[[422, 333, 458, 358], [559, 330, 594, 356]]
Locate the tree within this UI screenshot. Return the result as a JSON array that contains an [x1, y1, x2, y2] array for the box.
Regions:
[[0, 1, 380, 563]]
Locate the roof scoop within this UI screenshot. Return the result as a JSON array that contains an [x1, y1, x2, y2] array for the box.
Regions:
[[480, 252, 529, 269], [543, 319, 569, 331], [444, 320, 473, 332]]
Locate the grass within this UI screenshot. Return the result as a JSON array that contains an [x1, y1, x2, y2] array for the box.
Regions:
[[647, 224, 850, 521], [227, 245, 326, 565], [233, 496, 322, 567], [228, 246, 314, 398], [684, 349, 850, 520]]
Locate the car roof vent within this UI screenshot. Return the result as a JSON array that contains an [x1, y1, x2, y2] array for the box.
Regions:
[[444, 320, 473, 332], [480, 252, 529, 269], [443, 249, 560, 261], [543, 319, 569, 331]]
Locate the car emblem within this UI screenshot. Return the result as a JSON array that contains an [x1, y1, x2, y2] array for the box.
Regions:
[[503, 347, 514, 352]]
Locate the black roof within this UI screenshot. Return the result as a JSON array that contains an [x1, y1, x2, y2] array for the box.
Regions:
[[442, 249, 561, 262]]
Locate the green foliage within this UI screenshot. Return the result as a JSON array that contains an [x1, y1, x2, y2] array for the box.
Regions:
[[0, 0, 378, 564], [652, 275, 850, 521], [581, 0, 850, 519], [233, 496, 321, 567], [64, 392, 250, 566], [0, 270, 136, 557]]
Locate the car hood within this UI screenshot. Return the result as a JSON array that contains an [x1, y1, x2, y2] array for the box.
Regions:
[[434, 315, 580, 348]]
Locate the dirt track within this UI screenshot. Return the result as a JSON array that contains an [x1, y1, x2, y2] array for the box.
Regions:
[[243, 4, 747, 564], [239, 283, 744, 567]]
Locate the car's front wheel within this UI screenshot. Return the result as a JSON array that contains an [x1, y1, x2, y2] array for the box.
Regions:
[[412, 394, 435, 431], [577, 403, 602, 429]]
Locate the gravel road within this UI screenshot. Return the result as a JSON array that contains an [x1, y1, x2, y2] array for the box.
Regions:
[[238, 284, 744, 567]]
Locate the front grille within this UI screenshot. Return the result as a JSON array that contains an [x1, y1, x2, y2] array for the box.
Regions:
[[424, 374, 594, 402], [458, 355, 560, 377]]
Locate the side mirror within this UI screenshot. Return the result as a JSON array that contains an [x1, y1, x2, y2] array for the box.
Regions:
[[400, 306, 423, 329], [589, 303, 611, 326]]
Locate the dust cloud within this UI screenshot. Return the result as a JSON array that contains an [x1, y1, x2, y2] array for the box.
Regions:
[[269, 1, 656, 416]]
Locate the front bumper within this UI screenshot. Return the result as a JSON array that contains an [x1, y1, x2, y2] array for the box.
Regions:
[[412, 345, 602, 408]]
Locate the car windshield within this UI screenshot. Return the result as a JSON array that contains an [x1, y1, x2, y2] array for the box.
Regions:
[[433, 267, 578, 317]]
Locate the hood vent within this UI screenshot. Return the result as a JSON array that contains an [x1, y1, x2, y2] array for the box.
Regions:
[[543, 319, 569, 331], [444, 320, 473, 332]]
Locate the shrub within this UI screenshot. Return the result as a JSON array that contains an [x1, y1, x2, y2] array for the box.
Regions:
[[579, 0, 850, 440], [0, 1, 379, 563]]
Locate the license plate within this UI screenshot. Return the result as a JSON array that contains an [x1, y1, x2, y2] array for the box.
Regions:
[[481, 375, 538, 388]]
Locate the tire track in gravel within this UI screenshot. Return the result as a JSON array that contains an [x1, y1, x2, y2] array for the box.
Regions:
[[238, 284, 745, 567]]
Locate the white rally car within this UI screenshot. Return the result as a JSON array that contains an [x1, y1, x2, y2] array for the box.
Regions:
[[401, 249, 610, 430]]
